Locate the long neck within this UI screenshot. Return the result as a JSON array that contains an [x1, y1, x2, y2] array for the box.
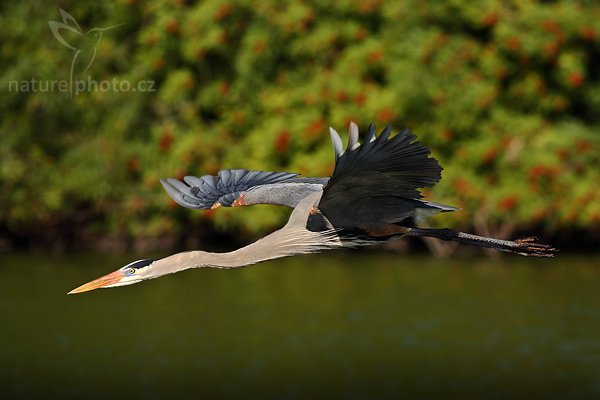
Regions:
[[207, 227, 330, 268], [153, 223, 341, 274], [152, 192, 340, 275]]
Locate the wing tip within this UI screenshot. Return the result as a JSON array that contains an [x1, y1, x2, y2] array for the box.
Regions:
[[348, 121, 360, 151], [329, 127, 344, 158]]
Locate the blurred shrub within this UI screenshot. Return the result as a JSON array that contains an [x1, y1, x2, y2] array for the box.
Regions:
[[1, 0, 599, 243]]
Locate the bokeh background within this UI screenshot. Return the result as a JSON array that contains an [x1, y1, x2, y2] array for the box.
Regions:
[[2, 0, 599, 252], [1, 1, 599, 399]]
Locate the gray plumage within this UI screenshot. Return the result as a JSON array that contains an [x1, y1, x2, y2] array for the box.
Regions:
[[158, 122, 552, 258], [160, 170, 308, 209], [161, 123, 452, 218], [68, 122, 556, 295], [242, 182, 326, 208], [140, 193, 341, 273]]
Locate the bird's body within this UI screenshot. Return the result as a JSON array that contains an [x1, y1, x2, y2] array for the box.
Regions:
[[69, 123, 556, 294]]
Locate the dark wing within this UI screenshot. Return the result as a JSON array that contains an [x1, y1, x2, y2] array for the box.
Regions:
[[161, 170, 300, 209], [317, 123, 443, 232]]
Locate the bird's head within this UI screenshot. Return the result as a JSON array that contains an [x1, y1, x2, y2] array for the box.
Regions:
[[68, 259, 156, 294], [86, 23, 124, 45], [85, 28, 104, 44]]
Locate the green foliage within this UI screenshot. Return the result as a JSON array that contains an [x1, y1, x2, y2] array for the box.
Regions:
[[1, 0, 599, 242]]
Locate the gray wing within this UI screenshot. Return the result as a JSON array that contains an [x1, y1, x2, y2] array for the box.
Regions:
[[160, 169, 328, 209], [317, 123, 450, 232], [238, 181, 327, 208]]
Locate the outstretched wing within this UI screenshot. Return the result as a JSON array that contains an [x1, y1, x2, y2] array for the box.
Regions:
[[161, 170, 298, 209], [317, 123, 444, 232], [160, 169, 327, 210], [161, 123, 448, 220]]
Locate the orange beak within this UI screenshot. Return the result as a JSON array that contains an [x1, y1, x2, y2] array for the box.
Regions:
[[68, 270, 124, 294]]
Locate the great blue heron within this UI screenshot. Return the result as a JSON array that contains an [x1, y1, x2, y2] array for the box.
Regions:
[[69, 123, 556, 294]]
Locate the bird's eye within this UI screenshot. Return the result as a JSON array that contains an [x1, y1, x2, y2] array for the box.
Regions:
[[128, 268, 136, 275]]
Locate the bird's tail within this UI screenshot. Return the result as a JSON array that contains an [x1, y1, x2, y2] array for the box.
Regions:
[[406, 227, 557, 257]]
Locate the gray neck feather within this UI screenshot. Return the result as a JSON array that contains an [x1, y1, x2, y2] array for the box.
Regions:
[[152, 193, 341, 275]]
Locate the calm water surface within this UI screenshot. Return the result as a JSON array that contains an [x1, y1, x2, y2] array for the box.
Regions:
[[0, 251, 598, 399]]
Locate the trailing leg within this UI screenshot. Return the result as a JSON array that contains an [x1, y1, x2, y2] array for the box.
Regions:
[[406, 227, 557, 257]]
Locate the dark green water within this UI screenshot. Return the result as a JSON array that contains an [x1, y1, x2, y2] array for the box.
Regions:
[[0, 251, 598, 399]]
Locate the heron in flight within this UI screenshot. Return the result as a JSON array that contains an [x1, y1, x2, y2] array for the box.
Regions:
[[69, 123, 556, 294]]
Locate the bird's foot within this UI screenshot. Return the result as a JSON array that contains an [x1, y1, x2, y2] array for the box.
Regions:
[[512, 237, 558, 257]]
